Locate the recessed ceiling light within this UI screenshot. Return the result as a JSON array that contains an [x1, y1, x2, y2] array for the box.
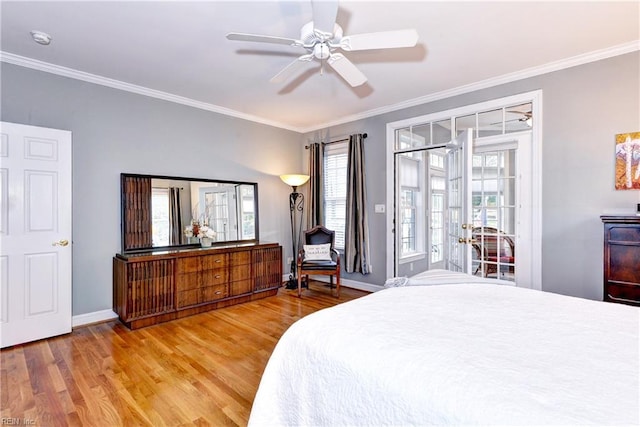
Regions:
[[30, 30, 52, 46]]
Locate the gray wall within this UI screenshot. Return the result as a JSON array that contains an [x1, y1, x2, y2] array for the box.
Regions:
[[1, 63, 304, 316], [303, 52, 640, 300], [2, 52, 638, 316]]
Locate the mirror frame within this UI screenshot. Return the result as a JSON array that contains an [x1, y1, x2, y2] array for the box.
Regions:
[[120, 173, 259, 253]]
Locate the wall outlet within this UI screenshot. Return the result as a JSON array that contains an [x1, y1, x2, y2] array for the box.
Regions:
[[374, 204, 385, 214]]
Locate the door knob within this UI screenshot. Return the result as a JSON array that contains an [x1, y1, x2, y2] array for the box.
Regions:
[[458, 237, 478, 244], [52, 239, 69, 247]]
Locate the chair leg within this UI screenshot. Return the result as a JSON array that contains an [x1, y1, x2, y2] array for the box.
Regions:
[[335, 271, 340, 298], [297, 273, 303, 298]]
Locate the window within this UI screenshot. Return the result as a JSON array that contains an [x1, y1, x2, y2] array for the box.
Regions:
[[323, 142, 348, 249], [398, 153, 423, 257], [151, 188, 170, 246], [400, 189, 417, 253]]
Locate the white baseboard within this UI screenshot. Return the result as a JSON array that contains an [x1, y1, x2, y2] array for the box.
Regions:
[[311, 276, 383, 293], [72, 309, 118, 328]]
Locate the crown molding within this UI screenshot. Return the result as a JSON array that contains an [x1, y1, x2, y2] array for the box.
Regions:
[[0, 51, 305, 133], [2, 40, 638, 135], [300, 40, 640, 133]]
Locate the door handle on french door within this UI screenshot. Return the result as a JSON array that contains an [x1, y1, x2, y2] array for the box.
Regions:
[[458, 237, 477, 244], [52, 239, 69, 247]]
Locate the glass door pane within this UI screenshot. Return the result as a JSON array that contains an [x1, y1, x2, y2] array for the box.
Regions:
[[471, 149, 516, 281]]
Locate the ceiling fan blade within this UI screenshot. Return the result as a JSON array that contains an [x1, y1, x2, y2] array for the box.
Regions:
[[270, 54, 314, 84], [340, 29, 419, 51], [311, 0, 339, 38], [226, 32, 301, 47], [327, 53, 367, 87]]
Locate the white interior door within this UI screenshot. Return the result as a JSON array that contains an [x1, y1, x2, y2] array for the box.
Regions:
[[0, 122, 72, 348], [445, 130, 473, 273]]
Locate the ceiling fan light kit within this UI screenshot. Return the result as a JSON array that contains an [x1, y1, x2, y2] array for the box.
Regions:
[[226, 0, 418, 87]]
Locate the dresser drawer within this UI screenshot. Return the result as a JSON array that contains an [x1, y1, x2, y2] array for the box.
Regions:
[[177, 289, 200, 308], [176, 271, 200, 291], [201, 268, 228, 287], [177, 257, 201, 273], [202, 254, 228, 270], [202, 284, 229, 303], [605, 283, 640, 305], [607, 225, 640, 243], [231, 279, 252, 296], [230, 251, 252, 265], [230, 264, 251, 282], [609, 245, 640, 282]]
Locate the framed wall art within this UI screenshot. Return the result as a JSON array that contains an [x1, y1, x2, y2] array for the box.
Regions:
[[615, 131, 640, 190]]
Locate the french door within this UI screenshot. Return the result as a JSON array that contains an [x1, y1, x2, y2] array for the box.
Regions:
[[388, 91, 541, 288], [471, 132, 533, 287], [393, 130, 534, 287], [0, 122, 73, 348], [445, 130, 473, 273]]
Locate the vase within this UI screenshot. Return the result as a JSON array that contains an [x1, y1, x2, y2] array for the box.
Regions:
[[200, 237, 213, 247]]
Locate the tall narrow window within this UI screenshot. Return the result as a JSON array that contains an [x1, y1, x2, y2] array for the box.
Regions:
[[151, 187, 170, 247], [397, 152, 424, 259], [323, 142, 348, 249]]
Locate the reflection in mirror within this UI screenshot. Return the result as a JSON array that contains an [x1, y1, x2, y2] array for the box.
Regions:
[[121, 174, 258, 253]]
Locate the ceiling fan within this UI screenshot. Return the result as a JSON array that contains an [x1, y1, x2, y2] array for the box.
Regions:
[[225, 0, 419, 87]]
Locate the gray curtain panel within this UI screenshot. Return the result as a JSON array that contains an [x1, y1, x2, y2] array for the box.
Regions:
[[345, 133, 371, 274], [307, 142, 324, 229], [168, 187, 183, 245]]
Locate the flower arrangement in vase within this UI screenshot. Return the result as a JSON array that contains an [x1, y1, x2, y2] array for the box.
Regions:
[[184, 220, 217, 247]]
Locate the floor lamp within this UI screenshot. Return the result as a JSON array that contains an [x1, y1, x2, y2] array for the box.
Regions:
[[280, 174, 310, 289]]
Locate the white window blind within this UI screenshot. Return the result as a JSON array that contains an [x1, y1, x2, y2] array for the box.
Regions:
[[323, 142, 348, 249]]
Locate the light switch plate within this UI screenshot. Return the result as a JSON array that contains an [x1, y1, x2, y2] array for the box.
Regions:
[[374, 204, 385, 213]]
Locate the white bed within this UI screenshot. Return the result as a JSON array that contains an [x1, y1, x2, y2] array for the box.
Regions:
[[249, 271, 640, 426]]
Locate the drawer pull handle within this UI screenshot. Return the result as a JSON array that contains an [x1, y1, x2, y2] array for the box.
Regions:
[[215, 291, 222, 295], [215, 275, 221, 279], [215, 259, 221, 263]]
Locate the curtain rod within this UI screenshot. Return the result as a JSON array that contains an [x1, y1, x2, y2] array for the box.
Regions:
[[305, 133, 367, 149]]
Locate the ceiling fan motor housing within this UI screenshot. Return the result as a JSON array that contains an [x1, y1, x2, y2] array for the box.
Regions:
[[301, 21, 343, 47]]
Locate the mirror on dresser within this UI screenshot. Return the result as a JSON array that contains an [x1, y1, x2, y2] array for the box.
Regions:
[[120, 173, 259, 253]]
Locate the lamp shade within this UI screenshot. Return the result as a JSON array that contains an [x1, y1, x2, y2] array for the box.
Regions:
[[280, 174, 310, 187]]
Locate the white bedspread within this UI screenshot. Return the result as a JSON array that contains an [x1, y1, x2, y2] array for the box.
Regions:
[[249, 283, 640, 426]]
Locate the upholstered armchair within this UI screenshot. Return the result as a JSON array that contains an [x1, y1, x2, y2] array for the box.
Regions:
[[297, 225, 341, 298]]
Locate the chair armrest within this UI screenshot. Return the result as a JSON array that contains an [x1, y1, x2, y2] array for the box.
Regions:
[[331, 248, 340, 265]]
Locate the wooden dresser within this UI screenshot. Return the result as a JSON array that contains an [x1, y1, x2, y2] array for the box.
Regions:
[[113, 242, 282, 329], [601, 215, 640, 306]]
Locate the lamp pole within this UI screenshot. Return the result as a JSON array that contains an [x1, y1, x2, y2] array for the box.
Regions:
[[280, 174, 310, 289], [287, 187, 304, 289]]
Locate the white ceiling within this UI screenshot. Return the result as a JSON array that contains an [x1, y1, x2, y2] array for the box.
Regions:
[[1, 1, 639, 133]]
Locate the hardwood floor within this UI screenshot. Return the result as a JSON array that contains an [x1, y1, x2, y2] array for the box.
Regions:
[[1, 284, 368, 427]]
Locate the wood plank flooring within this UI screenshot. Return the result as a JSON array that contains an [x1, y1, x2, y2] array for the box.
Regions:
[[1, 284, 368, 427]]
